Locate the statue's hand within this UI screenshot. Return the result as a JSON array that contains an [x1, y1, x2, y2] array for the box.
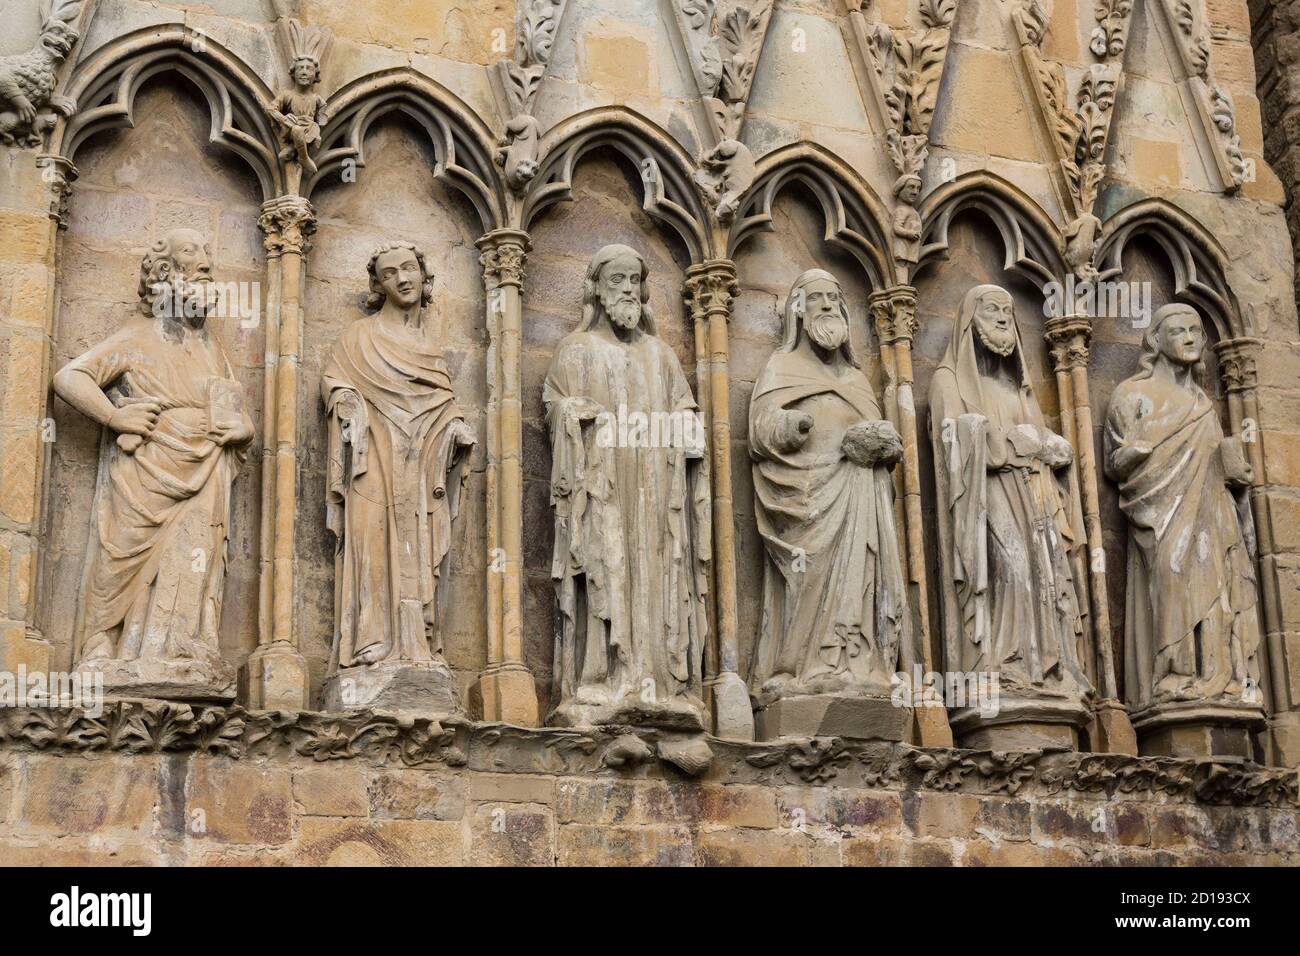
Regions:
[[843, 419, 903, 468], [14, 96, 35, 126], [209, 416, 253, 447], [1039, 431, 1075, 469], [1007, 423, 1044, 460], [449, 418, 477, 448], [109, 401, 161, 438], [774, 409, 813, 452], [566, 397, 606, 424], [1220, 436, 1253, 487], [1111, 441, 1153, 477]]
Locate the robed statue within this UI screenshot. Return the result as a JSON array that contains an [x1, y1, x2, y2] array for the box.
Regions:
[[544, 244, 712, 729], [1104, 303, 1263, 726], [929, 284, 1092, 744], [320, 240, 475, 713], [747, 269, 912, 738], [52, 228, 253, 699]]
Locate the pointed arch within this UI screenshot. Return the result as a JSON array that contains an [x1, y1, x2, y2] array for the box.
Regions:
[[916, 171, 1067, 289], [522, 107, 711, 262], [51, 25, 282, 200], [309, 67, 506, 233], [1096, 197, 1242, 338], [727, 142, 894, 290]]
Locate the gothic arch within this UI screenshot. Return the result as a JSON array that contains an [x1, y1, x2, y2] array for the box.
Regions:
[[728, 142, 894, 290], [50, 25, 282, 201], [917, 172, 1066, 289], [309, 67, 506, 234], [1096, 197, 1242, 340], [522, 107, 710, 263]]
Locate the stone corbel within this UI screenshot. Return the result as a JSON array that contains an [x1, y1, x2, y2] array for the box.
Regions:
[[476, 228, 539, 726], [868, 284, 952, 748], [1043, 314, 1137, 755], [684, 259, 753, 741], [240, 194, 316, 710]]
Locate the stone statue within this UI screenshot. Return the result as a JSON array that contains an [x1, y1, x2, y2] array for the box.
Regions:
[[1104, 303, 1264, 756], [929, 284, 1092, 748], [52, 228, 253, 700], [319, 241, 475, 714], [748, 269, 912, 740], [544, 244, 712, 729], [269, 20, 329, 187], [0, 0, 80, 147]]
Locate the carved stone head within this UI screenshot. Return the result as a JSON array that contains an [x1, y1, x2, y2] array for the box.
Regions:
[[780, 268, 857, 367], [366, 241, 434, 311], [291, 55, 321, 87], [970, 285, 1018, 358], [40, 20, 78, 59], [1144, 303, 1207, 372], [580, 244, 656, 335], [137, 228, 218, 322]]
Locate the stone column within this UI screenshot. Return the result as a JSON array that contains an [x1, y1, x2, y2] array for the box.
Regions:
[[476, 229, 539, 725], [240, 195, 314, 710], [869, 285, 952, 747], [684, 260, 754, 741], [0, 153, 73, 675], [1216, 336, 1298, 764], [1043, 314, 1137, 755]]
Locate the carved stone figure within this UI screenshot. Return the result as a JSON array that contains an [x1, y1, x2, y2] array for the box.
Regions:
[[748, 270, 912, 740], [496, 112, 540, 191], [694, 138, 755, 222], [269, 20, 329, 187], [52, 229, 252, 700], [1104, 303, 1264, 757], [319, 241, 475, 714], [929, 284, 1092, 748], [0, 0, 80, 147], [544, 244, 712, 729]]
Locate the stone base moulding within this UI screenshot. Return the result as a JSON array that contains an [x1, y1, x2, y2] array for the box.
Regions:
[[477, 664, 540, 726], [753, 694, 912, 743], [77, 656, 236, 704], [239, 642, 309, 711], [1131, 701, 1268, 761], [949, 697, 1092, 752], [320, 660, 459, 716]]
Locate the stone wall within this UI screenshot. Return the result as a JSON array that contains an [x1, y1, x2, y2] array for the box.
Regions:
[[0, 704, 1294, 866]]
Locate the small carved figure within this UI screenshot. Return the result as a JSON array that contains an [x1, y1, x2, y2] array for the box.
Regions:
[[269, 21, 328, 183], [694, 138, 755, 222], [0, 0, 80, 148]]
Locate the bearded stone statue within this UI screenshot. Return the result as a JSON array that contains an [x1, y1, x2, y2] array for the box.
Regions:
[[52, 228, 253, 700], [543, 244, 712, 729], [928, 284, 1092, 749], [1105, 303, 1264, 757]]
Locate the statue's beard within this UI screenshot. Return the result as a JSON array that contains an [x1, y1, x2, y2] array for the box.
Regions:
[[975, 322, 1017, 358], [152, 277, 217, 321], [807, 312, 847, 351], [605, 299, 642, 331]]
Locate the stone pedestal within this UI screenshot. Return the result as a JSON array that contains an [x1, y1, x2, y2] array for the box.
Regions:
[[548, 692, 706, 732], [1133, 702, 1266, 760], [240, 642, 309, 710], [1089, 697, 1139, 755], [478, 663, 539, 725], [951, 697, 1089, 751], [79, 656, 237, 703], [754, 694, 911, 742], [706, 671, 755, 741], [321, 660, 458, 716]]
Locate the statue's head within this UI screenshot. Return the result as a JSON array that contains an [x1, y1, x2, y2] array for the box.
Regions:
[[781, 269, 857, 366], [968, 285, 1018, 359], [580, 244, 655, 335], [41, 21, 78, 59], [291, 56, 321, 87], [366, 241, 433, 311], [1144, 303, 1206, 371], [138, 228, 218, 322], [893, 174, 922, 205]]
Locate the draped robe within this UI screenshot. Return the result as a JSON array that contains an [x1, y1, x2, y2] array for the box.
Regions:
[[748, 347, 909, 703], [544, 328, 711, 717], [322, 314, 472, 671], [929, 321, 1090, 700], [1104, 369, 1261, 711], [68, 319, 249, 667]]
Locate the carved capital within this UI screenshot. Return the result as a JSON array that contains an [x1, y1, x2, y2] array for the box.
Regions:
[[36, 154, 77, 229], [477, 229, 531, 291], [684, 259, 739, 324], [1214, 337, 1262, 394], [258, 196, 317, 257], [1043, 315, 1093, 371], [868, 284, 919, 345]]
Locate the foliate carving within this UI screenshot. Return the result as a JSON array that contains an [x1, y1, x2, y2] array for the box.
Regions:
[[0, 0, 81, 147], [1091, 0, 1132, 58], [879, 0, 956, 138], [683, 260, 739, 322], [1214, 337, 1261, 394], [479, 231, 530, 290], [36, 152, 76, 228], [1044, 316, 1093, 370], [268, 18, 331, 192], [706, 0, 774, 139], [51, 229, 253, 702], [495, 0, 568, 193], [258, 195, 317, 257], [319, 241, 476, 714], [869, 284, 920, 347], [1210, 85, 1248, 188], [1171, 0, 1209, 78], [674, 0, 722, 98]]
